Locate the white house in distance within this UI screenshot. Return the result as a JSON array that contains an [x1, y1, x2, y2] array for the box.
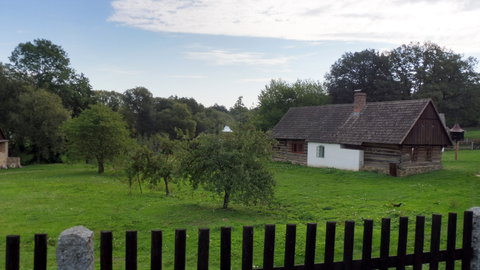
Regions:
[[272, 92, 452, 176], [0, 129, 9, 169]]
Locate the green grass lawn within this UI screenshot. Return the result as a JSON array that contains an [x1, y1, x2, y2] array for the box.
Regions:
[[0, 150, 479, 269], [465, 127, 480, 139]]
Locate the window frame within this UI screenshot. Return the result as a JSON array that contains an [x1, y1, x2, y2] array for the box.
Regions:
[[316, 145, 325, 158]]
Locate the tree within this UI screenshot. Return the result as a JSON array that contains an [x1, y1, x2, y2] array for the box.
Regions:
[[93, 90, 124, 111], [156, 103, 197, 139], [10, 88, 70, 163], [63, 104, 131, 173], [255, 79, 329, 130], [181, 125, 275, 209], [229, 96, 251, 124], [325, 49, 406, 103], [9, 39, 93, 115], [121, 87, 156, 136], [389, 42, 480, 126]]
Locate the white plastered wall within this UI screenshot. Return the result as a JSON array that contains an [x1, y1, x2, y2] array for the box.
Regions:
[[307, 142, 363, 171]]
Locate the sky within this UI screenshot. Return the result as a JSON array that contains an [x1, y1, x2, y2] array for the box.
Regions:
[[1, 0, 479, 108]]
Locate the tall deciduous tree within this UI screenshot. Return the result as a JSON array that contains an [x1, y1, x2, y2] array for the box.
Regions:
[[11, 88, 70, 163], [63, 104, 131, 173], [181, 125, 275, 209], [9, 39, 93, 116], [121, 87, 156, 136], [325, 49, 406, 103], [255, 79, 329, 130]]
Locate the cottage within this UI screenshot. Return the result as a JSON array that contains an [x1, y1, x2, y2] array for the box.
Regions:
[[272, 92, 452, 176], [0, 128, 8, 169]]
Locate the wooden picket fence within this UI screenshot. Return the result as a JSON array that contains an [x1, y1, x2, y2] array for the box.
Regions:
[[4, 211, 474, 270]]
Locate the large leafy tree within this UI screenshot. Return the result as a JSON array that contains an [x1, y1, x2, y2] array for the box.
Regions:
[[389, 42, 480, 126], [8, 39, 93, 115], [181, 125, 275, 209], [10, 88, 70, 163], [121, 87, 156, 136], [63, 104, 131, 173], [255, 79, 329, 130], [325, 49, 406, 103]]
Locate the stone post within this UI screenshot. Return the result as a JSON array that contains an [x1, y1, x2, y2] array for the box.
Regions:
[[470, 207, 480, 270], [56, 226, 94, 270]]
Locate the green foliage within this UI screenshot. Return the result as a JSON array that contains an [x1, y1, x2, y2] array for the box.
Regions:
[[0, 151, 479, 269], [325, 49, 407, 103], [8, 39, 93, 116], [255, 79, 329, 130], [63, 104, 131, 173], [182, 125, 275, 208], [93, 90, 125, 111], [10, 87, 70, 163]]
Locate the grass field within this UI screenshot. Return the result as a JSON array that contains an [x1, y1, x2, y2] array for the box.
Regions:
[[465, 127, 480, 139], [0, 150, 479, 269]]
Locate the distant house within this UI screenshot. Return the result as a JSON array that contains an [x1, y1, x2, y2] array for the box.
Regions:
[[0, 128, 8, 169], [272, 92, 452, 176]]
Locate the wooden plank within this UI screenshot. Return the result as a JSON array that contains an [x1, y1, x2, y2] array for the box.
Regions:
[[151, 230, 162, 270], [396, 217, 408, 270], [343, 221, 355, 270], [242, 226, 254, 270], [361, 219, 373, 270], [126, 231, 137, 270], [197, 228, 210, 270], [34, 234, 47, 270], [413, 216, 425, 270], [446, 213, 457, 270], [380, 218, 391, 270], [462, 211, 473, 270], [6, 235, 20, 270], [305, 223, 317, 270], [174, 229, 186, 270], [284, 224, 296, 270], [324, 222, 336, 269], [263, 224, 275, 270], [220, 227, 231, 270], [100, 231, 113, 270], [429, 214, 442, 270]]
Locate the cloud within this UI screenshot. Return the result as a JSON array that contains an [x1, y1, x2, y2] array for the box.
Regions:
[[167, 74, 207, 79], [109, 0, 480, 52], [185, 49, 295, 66]]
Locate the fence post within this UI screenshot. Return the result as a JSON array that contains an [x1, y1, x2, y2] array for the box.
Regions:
[[56, 226, 94, 270], [470, 207, 480, 270]]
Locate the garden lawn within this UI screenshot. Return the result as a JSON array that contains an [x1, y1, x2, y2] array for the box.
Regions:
[[0, 150, 479, 269]]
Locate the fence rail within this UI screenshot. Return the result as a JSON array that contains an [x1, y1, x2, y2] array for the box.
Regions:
[[4, 211, 474, 270]]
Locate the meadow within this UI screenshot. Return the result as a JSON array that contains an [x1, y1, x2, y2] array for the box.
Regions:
[[0, 150, 479, 269]]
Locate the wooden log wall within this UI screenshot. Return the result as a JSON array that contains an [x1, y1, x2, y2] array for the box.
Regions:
[[273, 140, 307, 165]]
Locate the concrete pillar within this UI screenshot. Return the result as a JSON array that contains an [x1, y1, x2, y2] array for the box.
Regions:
[[470, 207, 480, 270], [56, 226, 94, 270]]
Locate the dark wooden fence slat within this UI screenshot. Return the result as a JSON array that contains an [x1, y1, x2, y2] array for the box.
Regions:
[[220, 227, 231, 270], [446, 213, 457, 270], [325, 221, 336, 269], [34, 233, 47, 270], [413, 216, 425, 270], [429, 214, 442, 270], [305, 223, 317, 270], [380, 218, 391, 270], [284, 224, 296, 269], [396, 217, 408, 270], [6, 235, 20, 270], [197, 228, 210, 270], [343, 221, 355, 270], [242, 226, 254, 270], [361, 219, 373, 270], [100, 231, 113, 270], [175, 229, 187, 270], [263, 224, 275, 270], [462, 211, 473, 270], [151, 230, 163, 270], [126, 231, 137, 270]]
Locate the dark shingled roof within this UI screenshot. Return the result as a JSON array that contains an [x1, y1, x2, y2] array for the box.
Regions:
[[272, 99, 432, 145]]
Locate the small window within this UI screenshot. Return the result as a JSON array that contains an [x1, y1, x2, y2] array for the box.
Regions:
[[426, 147, 432, 161], [316, 145, 325, 158], [411, 147, 418, 162], [291, 142, 304, 153]]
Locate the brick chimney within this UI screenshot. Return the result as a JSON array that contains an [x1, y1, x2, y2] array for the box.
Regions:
[[353, 90, 366, 113]]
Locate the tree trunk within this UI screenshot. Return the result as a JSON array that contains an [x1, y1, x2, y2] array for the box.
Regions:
[[164, 177, 170, 196], [98, 159, 104, 174], [137, 174, 143, 194], [223, 191, 230, 209]]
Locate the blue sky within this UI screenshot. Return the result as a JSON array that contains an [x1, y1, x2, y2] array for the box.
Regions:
[[1, 0, 479, 108]]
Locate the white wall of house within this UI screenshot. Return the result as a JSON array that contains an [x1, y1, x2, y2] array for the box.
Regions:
[[307, 142, 363, 171]]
